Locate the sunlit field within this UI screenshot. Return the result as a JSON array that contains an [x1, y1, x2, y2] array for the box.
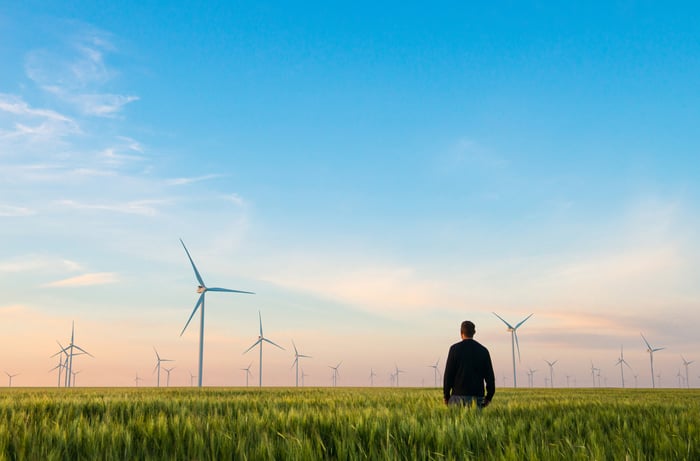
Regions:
[[0, 387, 697, 460]]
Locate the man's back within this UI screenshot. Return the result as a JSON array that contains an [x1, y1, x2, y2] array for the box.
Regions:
[[443, 338, 495, 402]]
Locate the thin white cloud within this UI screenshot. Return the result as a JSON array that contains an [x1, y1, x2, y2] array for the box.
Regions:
[[55, 199, 167, 216], [0, 256, 83, 273], [0, 204, 35, 217], [166, 174, 225, 186], [44, 272, 118, 287], [0, 94, 80, 140]]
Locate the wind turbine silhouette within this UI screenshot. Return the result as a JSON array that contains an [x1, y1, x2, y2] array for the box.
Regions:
[[5, 372, 18, 387], [428, 359, 440, 387], [394, 364, 406, 387], [291, 340, 311, 387], [243, 311, 284, 387], [55, 322, 92, 387], [241, 362, 253, 387], [301, 368, 309, 387], [544, 359, 557, 388], [180, 239, 254, 387], [49, 351, 65, 387], [153, 347, 174, 388], [369, 368, 377, 386], [527, 368, 537, 388], [329, 362, 342, 387], [493, 312, 533, 388], [590, 361, 599, 387], [616, 345, 633, 388], [134, 373, 143, 387], [163, 367, 175, 387], [641, 333, 665, 388], [681, 356, 694, 389], [71, 370, 81, 387]]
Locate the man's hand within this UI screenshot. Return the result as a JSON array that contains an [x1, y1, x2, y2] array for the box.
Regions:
[[482, 399, 490, 408]]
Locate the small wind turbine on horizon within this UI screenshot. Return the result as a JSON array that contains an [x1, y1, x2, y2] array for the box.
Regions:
[[243, 311, 284, 387], [163, 367, 175, 387], [189, 371, 196, 387], [544, 359, 557, 388], [615, 345, 633, 388], [329, 362, 342, 387], [527, 368, 537, 388], [369, 368, 377, 387], [291, 340, 311, 387], [641, 333, 665, 388], [49, 352, 65, 388], [134, 373, 143, 387], [241, 362, 253, 387], [71, 370, 81, 387], [153, 347, 174, 388], [428, 359, 440, 388], [180, 239, 254, 388], [54, 322, 92, 387], [394, 364, 406, 387], [590, 361, 599, 387], [5, 372, 18, 387], [301, 368, 308, 387], [493, 312, 533, 388], [681, 356, 694, 389]]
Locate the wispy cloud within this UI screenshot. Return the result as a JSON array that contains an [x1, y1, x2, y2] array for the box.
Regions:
[[24, 28, 138, 117], [0, 256, 83, 273], [55, 199, 167, 216], [44, 272, 118, 287], [166, 174, 225, 186], [0, 204, 35, 217], [0, 94, 80, 140]]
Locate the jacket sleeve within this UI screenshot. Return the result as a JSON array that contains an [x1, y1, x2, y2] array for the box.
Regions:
[[443, 345, 455, 401], [484, 349, 496, 401]]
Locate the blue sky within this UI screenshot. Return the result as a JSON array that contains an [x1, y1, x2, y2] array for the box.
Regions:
[[1, 2, 699, 388]]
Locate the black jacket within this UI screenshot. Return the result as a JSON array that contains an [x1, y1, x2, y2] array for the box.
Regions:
[[443, 338, 495, 402]]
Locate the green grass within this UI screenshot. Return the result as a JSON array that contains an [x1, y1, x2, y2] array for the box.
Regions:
[[0, 387, 698, 460]]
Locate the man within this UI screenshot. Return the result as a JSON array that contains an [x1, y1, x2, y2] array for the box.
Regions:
[[443, 320, 495, 408]]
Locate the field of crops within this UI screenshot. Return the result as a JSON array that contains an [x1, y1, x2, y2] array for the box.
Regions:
[[0, 387, 697, 460]]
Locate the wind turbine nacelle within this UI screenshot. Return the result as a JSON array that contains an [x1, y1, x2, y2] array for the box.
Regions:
[[197, 286, 206, 293]]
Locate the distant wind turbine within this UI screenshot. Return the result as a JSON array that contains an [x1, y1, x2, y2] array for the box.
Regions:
[[71, 370, 81, 387], [134, 373, 143, 387], [301, 368, 309, 387], [189, 371, 196, 387], [329, 362, 342, 387], [616, 345, 633, 388], [49, 351, 65, 388], [243, 311, 284, 387], [153, 347, 174, 388], [394, 364, 406, 387], [56, 322, 92, 387], [428, 359, 440, 388], [241, 362, 253, 387], [493, 312, 533, 388], [641, 333, 665, 388], [163, 367, 175, 387], [527, 368, 537, 388], [681, 356, 694, 389], [5, 372, 18, 387], [291, 340, 311, 387], [180, 239, 254, 387], [369, 368, 377, 387], [590, 361, 599, 387], [544, 360, 557, 388]]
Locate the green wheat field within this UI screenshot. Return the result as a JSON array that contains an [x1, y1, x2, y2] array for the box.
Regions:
[[0, 387, 697, 460]]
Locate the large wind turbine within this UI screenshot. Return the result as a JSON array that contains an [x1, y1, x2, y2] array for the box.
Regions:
[[180, 239, 254, 387], [153, 347, 174, 388], [641, 333, 665, 388], [58, 322, 92, 387], [493, 312, 533, 388], [544, 360, 557, 388], [616, 345, 633, 388], [243, 311, 284, 387], [291, 340, 311, 387]]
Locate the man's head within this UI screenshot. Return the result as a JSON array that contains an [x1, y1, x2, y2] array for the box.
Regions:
[[461, 320, 476, 339]]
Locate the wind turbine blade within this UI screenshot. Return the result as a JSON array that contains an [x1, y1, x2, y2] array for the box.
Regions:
[[640, 333, 652, 350], [514, 331, 522, 362], [207, 287, 255, 294], [243, 339, 262, 354], [299, 354, 312, 358], [154, 347, 161, 361], [653, 347, 665, 352], [258, 311, 263, 336], [515, 313, 534, 329], [492, 312, 514, 329], [180, 293, 205, 336], [292, 340, 298, 355], [72, 345, 94, 357], [263, 338, 285, 350], [180, 239, 206, 286]]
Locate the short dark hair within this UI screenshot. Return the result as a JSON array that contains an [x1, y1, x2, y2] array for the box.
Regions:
[[461, 321, 476, 337]]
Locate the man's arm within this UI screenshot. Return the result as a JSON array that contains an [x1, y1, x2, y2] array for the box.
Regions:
[[483, 349, 496, 405], [443, 345, 455, 404]]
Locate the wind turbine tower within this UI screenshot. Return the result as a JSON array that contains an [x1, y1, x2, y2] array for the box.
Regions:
[[5, 372, 18, 387], [180, 239, 254, 387], [616, 345, 632, 388], [241, 363, 253, 387], [681, 356, 694, 389], [329, 362, 342, 387], [153, 347, 174, 388], [641, 333, 665, 388], [291, 340, 311, 387], [243, 311, 284, 387], [394, 364, 406, 387], [493, 312, 533, 388], [544, 359, 557, 388], [429, 359, 440, 388]]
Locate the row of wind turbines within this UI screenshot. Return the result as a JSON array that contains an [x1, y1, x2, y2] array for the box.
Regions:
[[493, 313, 695, 389]]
